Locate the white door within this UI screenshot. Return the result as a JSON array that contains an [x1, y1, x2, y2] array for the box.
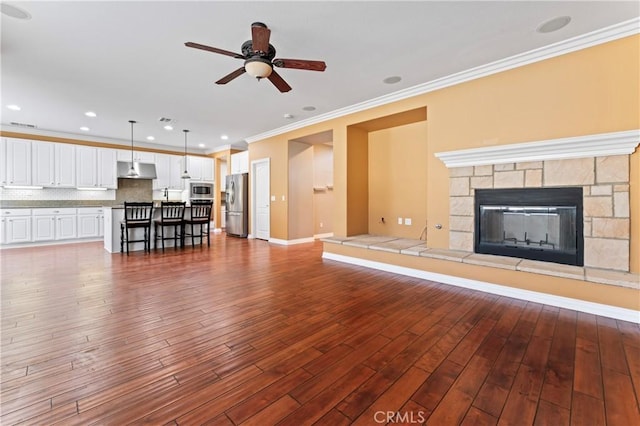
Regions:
[[252, 158, 270, 240], [55, 143, 76, 187]]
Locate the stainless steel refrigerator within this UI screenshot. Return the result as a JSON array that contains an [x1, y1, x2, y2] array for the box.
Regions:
[[225, 173, 248, 237]]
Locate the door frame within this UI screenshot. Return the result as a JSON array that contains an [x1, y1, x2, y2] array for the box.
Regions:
[[250, 157, 270, 240]]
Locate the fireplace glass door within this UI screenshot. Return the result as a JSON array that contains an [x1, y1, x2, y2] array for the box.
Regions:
[[479, 205, 577, 253], [474, 188, 583, 266]]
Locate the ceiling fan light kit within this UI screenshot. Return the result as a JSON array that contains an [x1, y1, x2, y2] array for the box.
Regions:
[[244, 57, 273, 79], [185, 21, 326, 92]]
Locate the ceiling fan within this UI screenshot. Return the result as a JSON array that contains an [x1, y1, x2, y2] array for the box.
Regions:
[[185, 22, 326, 93]]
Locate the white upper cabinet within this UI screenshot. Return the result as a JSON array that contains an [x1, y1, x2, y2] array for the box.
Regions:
[[186, 156, 214, 182], [154, 153, 184, 190], [55, 143, 77, 187], [0, 138, 6, 186], [32, 141, 76, 187], [76, 146, 117, 188], [5, 138, 32, 186], [76, 146, 98, 187], [117, 149, 154, 163], [230, 151, 249, 174], [32, 141, 55, 187], [97, 148, 117, 189]]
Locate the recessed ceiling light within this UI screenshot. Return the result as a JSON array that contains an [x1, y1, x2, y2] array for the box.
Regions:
[[283, 113, 294, 119], [164, 125, 173, 131], [221, 135, 229, 140], [302, 106, 316, 111], [80, 126, 90, 131], [383, 76, 402, 84], [537, 16, 571, 33], [198, 143, 205, 148], [1, 3, 31, 20], [146, 136, 155, 141], [85, 111, 97, 118], [7, 104, 21, 111]]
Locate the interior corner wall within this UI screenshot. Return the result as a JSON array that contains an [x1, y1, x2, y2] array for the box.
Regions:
[[288, 141, 314, 240], [368, 121, 428, 238], [249, 137, 288, 239], [346, 126, 369, 236], [313, 144, 334, 235]]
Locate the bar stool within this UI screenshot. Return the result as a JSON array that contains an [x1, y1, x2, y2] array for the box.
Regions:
[[120, 202, 154, 255], [154, 201, 186, 251], [183, 200, 213, 247]]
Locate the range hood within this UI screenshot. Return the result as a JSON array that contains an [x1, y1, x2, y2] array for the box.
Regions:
[[117, 162, 157, 179]]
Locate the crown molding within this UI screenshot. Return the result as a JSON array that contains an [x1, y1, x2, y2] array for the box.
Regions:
[[245, 17, 640, 144], [435, 129, 640, 168]]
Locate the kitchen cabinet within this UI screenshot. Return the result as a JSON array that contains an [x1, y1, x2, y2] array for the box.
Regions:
[[77, 208, 104, 238], [0, 138, 7, 186], [76, 146, 117, 189], [32, 208, 77, 241], [231, 151, 249, 174], [187, 156, 214, 181], [2, 209, 32, 244], [32, 141, 76, 187], [153, 153, 184, 191], [98, 148, 117, 188], [117, 149, 155, 163], [5, 138, 32, 186]]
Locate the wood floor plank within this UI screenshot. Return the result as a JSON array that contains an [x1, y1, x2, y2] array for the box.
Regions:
[[0, 238, 638, 425]]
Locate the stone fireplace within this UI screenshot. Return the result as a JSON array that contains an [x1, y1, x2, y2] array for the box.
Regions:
[[436, 130, 639, 273]]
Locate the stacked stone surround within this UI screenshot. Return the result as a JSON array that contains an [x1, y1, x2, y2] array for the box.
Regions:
[[448, 155, 630, 272]]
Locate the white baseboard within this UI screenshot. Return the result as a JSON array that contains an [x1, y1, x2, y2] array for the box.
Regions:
[[314, 232, 334, 239], [269, 237, 315, 246], [322, 252, 639, 323]]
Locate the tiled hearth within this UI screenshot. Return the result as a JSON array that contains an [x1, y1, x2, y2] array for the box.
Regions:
[[321, 235, 639, 290]]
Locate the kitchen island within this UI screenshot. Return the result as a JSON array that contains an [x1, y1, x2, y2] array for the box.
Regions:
[[103, 205, 214, 253], [104, 206, 180, 253]]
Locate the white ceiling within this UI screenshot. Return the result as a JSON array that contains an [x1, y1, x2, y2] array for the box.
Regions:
[[1, 1, 638, 154]]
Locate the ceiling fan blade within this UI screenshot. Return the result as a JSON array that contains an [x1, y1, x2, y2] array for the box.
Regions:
[[273, 58, 326, 72], [251, 25, 271, 54], [267, 70, 292, 93], [185, 42, 244, 59], [215, 67, 246, 85]]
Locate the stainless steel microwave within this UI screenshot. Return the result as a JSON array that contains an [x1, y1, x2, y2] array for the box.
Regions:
[[189, 182, 214, 199]]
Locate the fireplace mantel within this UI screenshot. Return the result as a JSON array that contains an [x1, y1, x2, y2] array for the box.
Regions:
[[435, 129, 639, 168]]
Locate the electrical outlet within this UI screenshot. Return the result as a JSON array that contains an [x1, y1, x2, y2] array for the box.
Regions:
[[405, 218, 412, 226], [398, 217, 403, 225], [271, 195, 276, 201], [319, 222, 323, 228]]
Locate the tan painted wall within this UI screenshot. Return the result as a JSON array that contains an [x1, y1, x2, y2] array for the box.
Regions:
[[313, 144, 334, 235], [346, 126, 369, 235], [368, 121, 428, 239], [248, 34, 639, 293], [288, 141, 314, 240]]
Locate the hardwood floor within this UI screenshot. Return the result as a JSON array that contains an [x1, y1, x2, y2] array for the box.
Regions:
[[1, 236, 639, 425]]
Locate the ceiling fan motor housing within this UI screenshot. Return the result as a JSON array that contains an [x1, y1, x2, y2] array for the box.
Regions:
[[241, 40, 276, 59]]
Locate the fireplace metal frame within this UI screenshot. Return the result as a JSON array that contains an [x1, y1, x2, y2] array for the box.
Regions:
[[474, 187, 584, 266]]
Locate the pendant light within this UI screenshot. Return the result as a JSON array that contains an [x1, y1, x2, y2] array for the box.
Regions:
[[181, 129, 191, 179], [126, 120, 138, 177]]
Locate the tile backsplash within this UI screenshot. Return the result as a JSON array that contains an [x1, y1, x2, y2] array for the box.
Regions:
[[0, 178, 155, 208]]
